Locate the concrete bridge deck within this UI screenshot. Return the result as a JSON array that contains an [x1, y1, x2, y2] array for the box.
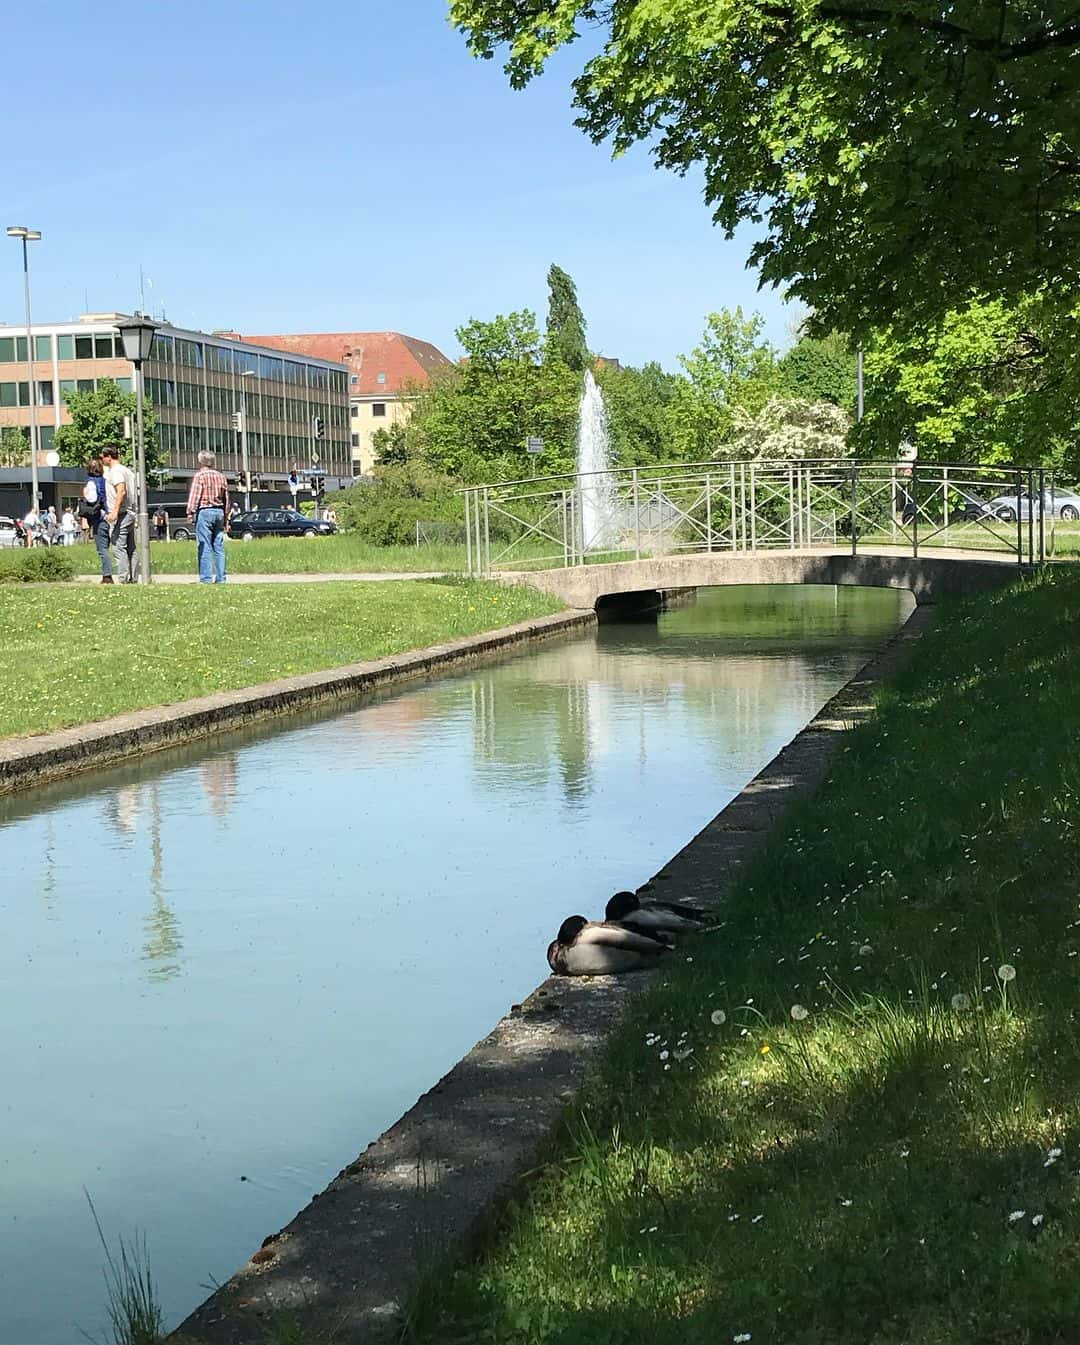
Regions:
[[499, 545, 1029, 609]]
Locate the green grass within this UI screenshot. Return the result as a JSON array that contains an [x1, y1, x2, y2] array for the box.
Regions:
[[0, 579, 563, 739], [62, 534, 470, 575], [403, 566, 1080, 1345]]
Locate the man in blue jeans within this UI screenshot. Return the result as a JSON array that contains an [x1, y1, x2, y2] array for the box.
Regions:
[[185, 449, 230, 584]]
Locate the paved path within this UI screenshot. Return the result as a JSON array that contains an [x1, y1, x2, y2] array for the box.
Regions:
[[73, 571, 446, 585]]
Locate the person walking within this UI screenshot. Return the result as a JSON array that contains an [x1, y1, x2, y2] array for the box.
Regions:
[[153, 505, 168, 541], [81, 458, 112, 583], [61, 506, 76, 546], [22, 505, 38, 548], [101, 445, 138, 583], [186, 449, 229, 584]]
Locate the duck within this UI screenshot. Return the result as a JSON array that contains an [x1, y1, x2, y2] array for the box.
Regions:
[[604, 889, 711, 938], [546, 915, 672, 977]]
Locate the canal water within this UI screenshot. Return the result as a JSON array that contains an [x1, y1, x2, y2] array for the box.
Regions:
[[0, 585, 911, 1342]]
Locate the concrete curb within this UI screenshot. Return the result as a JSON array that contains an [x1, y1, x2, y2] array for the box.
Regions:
[[172, 602, 938, 1345], [0, 610, 596, 797]]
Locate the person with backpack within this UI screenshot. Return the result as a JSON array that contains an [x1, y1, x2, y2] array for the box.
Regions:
[[80, 458, 112, 583]]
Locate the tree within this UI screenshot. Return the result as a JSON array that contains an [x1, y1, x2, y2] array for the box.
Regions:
[[450, 2, 1080, 334], [595, 361, 687, 466], [733, 396, 851, 460], [777, 330, 857, 409], [0, 426, 28, 467], [53, 379, 162, 475], [673, 308, 779, 457], [417, 311, 579, 479], [545, 263, 589, 372], [853, 294, 1080, 473]]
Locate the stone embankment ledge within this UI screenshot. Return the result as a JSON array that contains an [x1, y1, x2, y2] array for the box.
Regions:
[[172, 602, 937, 1345], [0, 610, 595, 797]]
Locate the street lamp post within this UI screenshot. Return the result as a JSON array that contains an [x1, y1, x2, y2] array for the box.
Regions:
[[6, 226, 42, 516], [240, 370, 255, 511], [115, 315, 159, 585]]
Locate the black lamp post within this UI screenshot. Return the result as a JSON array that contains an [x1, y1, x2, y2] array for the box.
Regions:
[[116, 315, 158, 584]]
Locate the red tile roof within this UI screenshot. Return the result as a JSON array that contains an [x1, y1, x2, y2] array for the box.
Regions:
[[239, 331, 453, 396]]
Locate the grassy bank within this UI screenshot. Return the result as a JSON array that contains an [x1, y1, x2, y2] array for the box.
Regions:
[[405, 566, 1080, 1345], [0, 579, 563, 739]]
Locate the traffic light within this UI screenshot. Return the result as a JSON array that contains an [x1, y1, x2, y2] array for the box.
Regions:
[[312, 415, 325, 440]]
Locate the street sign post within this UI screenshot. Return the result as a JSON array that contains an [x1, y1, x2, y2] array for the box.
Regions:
[[526, 436, 543, 454]]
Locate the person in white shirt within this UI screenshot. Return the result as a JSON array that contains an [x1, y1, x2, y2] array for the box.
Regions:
[[22, 507, 38, 548], [61, 508, 77, 545], [100, 445, 138, 582]]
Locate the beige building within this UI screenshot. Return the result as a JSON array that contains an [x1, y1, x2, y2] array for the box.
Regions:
[[0, 314, 351, 489], [238, 331, 453, 473]]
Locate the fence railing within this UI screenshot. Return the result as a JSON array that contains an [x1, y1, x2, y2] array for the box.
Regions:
[[461, 459, 1060, 576]]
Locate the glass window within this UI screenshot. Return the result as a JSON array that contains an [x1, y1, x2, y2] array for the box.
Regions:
[[376, 372, 387, 384], [57, 335, 75, 360], [349, 373, 358, 386], [177, 338, 204, 368], [77, 379, 94, 393], [39, 425, 55, 450], [114, 377, 133, 394], [95, 335, 113, 358], [0, 382, 15, 407], [75, 336, 94, 359], [151, 334, 173, 363], [59, 379, 76, 397], [37, 380, 54, 406], [351, 433, 359, 447], [17, 381, 29, 407], [259, 354, 283, 381], [15, 337, 27, 361], [34, 335, 52, 361], [372, 402, 386, 417], [0, 337, 14, 363]]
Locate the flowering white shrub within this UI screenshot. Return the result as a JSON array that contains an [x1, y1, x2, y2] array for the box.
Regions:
[[732, 396, 852, 460]]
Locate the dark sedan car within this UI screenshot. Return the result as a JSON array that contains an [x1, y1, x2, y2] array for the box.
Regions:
[[227, 508, 338, 540]]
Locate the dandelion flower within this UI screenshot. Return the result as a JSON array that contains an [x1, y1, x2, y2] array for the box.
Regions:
[[791, 1004, 809, 1021], [1032, 1214, 1045, 1227], [998, 964, 1017, 983], [1007, 1210, 1025, 1223], [840, 1198, 853, 1207], [859, 944, 874, 956], [659, 1050, 669, 1061], [951, 993, 971, 1011], [734, 1335, 752, 1343], [710, 1009, 727, 1026]]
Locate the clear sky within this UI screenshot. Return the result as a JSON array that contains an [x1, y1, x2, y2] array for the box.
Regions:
[[2, 0, 795, 370]]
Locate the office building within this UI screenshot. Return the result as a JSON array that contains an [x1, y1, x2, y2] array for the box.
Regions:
[[237, 331, 453, 474], [0, 315, 351, 513]]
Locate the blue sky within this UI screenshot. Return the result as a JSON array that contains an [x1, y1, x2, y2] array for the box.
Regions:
[[2, 0, 795, 370]]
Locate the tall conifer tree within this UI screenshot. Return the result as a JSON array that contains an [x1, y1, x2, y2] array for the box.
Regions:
[[545, 264, 589, 373]]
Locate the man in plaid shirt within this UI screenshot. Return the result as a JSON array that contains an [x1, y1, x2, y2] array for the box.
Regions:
[[186, 450, 230, 584]]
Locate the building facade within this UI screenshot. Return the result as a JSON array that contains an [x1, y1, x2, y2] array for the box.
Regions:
[[0, 315, 352, 494], [237, 331, 453, 474]]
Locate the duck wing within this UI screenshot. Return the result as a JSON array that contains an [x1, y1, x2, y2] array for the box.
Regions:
[[558, 941, 666, 976], [575, 921, 671, 955], [645, 899, 710, 924]]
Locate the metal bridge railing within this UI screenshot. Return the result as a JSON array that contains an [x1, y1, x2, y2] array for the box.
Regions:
[[461, 459, 1058, 577]]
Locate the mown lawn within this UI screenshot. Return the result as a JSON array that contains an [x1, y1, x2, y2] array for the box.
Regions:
[[0, 579, 563, 739], [406, 566, 1080, 1345], [62, 534, 469, 575]]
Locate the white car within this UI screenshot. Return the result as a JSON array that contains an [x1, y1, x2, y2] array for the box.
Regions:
[[0, 516, 20, 548], [982, 488, 1080, 523]]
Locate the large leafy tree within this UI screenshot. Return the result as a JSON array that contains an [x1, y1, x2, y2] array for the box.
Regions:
[[778, 330, 857, 409], [0, 426, 29, 467], [596, 360, 687, 466], [673, 308, 779, 457], [54, 379, 161, 475], [854, 294, 1080, 474], [414, 311, 580, 479], [545, 263, 590, 372], [450, 2, 1080, 334]]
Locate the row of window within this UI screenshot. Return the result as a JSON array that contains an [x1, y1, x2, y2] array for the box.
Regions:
[[147, 334, 346, 393], [0, 333, 125, 363], [158, 422, 348, 471], [145, 375, 346, 428], [0, 376, 132, 407], [352, 403, 387, 418]]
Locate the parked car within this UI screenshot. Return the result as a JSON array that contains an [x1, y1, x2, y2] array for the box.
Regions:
[[227, 508, 337, 540], [980, 487, 1080, 523], [0, 515, 20, 548]]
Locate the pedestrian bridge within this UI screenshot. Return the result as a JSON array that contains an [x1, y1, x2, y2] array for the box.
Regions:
[[461, 459, 1056, 608]]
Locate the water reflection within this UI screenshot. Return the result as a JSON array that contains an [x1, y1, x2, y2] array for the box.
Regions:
[[0, 585, 910, 1345]]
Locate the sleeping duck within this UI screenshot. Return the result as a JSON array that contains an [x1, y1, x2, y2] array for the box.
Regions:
[[604, 889, 710, 938], [546, 915, 671, 977]]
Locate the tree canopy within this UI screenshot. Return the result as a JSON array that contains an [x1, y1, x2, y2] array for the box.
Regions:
[[450, 2, 1080, 334], [53, 379, 161, 475], [546, 263, 590, 372]]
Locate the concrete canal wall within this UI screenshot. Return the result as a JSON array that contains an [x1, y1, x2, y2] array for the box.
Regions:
[[173, 599, 941, 1345]]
